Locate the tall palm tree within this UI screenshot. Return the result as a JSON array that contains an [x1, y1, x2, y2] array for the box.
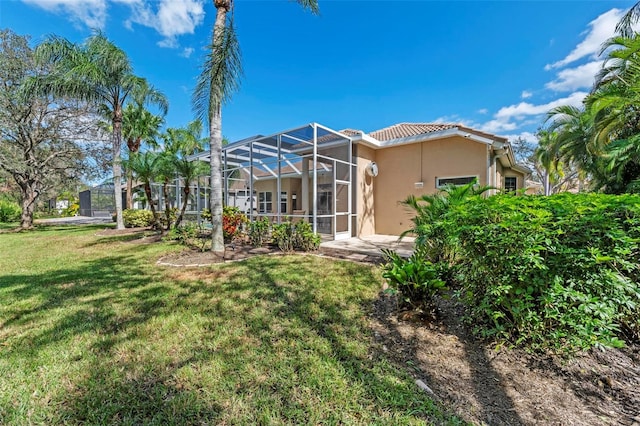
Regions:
[[28, 33, 168, 229], [122, 103, 165, 209], [193, 0, 319, 254]]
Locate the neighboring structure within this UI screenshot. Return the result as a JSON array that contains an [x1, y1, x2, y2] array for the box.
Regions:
[[189, 122, 531, 240], [79, 182, 126, 218]]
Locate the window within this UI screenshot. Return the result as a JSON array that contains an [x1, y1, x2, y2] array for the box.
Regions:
[[280, 192, 287, 214], [258, 192, 272, 213], [504, 176, 517, 192], [436, 176, 477, 188]]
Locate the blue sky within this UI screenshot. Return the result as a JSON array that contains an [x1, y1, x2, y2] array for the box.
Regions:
[[1, 0, 636, 143]]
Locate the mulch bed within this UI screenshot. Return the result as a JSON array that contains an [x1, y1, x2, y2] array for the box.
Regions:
[[369, 294, 640, 426], [95, 227, 640, 425]]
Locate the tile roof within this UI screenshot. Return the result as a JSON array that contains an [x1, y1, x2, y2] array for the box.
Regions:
[[368, 123, 457, 141], [338, 128, 362, 137]]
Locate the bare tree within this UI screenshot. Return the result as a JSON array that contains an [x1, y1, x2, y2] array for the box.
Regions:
[[0, 29, 108, 228]]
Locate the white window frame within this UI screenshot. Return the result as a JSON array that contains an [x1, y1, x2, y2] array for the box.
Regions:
[[504, 176, 517, 192], [436, 175, 479, 189], [280, 191, 287, 214], [258, 191, 272, 213]]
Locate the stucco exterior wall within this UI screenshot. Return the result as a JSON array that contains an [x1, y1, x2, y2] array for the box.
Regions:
[[373, 136, 489, 236], [354, 145, 376, 237], [502, 169, 526, 190], [252, 178, 301, 214]]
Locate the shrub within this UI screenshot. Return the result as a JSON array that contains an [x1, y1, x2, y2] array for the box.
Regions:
[[272, 221, 295, 252], [444, 193, 640, 352], [122, 209, 155, 228], [61, 202, 79, 217], [222, 206, 247, 242], [200, 207, 248, 242], [271, 220, 320, 252], [157, 208, 178, 229], [164, 222, 200, 244], [382, 247, 447, 310], [248, 217, 270, 247], [294, 220, 320, 251], [0, 200, 21, 222]]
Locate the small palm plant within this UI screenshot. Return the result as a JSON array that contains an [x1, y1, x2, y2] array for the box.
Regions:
[[401, 179, 493, 264]]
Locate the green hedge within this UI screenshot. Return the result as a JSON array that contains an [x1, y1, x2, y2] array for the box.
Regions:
[[0, 200, 21, 223], [447, 193, 640, 352], [122, 209, 155, 228]]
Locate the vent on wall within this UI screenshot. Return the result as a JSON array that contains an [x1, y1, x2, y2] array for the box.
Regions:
[[414, 182, 424, 189]]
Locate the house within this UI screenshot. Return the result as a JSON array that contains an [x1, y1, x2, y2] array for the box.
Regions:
[[189, 122, 530, 240]]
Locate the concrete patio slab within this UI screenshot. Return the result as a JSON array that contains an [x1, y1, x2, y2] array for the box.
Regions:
[[320, 234, 414, 258], [35, 216, 113, 225]]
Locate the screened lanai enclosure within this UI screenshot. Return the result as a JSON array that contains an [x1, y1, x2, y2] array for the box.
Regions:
[[189, 123, 355, 241]]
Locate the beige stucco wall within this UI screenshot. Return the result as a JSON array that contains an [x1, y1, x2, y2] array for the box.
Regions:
[[373, 136, 489, 236], [354, 145, 376, 237], [252, 178, 301, 214]]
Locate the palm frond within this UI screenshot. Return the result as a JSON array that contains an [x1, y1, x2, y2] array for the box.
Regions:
[[294, 0, 320, 15], [616, 2, 640, 38], [192, 17, 242, 125]]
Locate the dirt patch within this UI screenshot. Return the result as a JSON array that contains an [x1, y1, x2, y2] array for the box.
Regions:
[[369, 293, 640, 426]]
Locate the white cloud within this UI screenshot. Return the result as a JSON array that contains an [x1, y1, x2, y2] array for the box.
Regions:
[[433, 115, 475, 127], [479, 119, 519, 134], [495, 91, 588, 120], [545, 8, 623, 70], [477, 108, 488, 115], [22, 0, 108, 29], [126, 0, 205, 48], [545, 60, 602, 92], [504, 131, 538, 144], [181, 47, 194, 58], [21, 0, 206, 49], [521, 90, 532, 99], [477, 92, 587, 135]]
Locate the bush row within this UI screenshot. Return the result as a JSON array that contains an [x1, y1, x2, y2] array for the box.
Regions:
[[0, 200, 21, 223], [384, 191, 640, 353], [451, 193, 640, 351], [166, 206, 321, 253]]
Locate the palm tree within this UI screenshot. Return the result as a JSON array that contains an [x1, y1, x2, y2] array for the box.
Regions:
[[193, 0, 319, 254], [28, 33, 168, 229], [174, 158, 209, 228], [124, 151, 162, 230], [615, 2, 640, 38], [122, 103, 165, 209], [401, 180, 493, 263], [157, 120, 208, 229]]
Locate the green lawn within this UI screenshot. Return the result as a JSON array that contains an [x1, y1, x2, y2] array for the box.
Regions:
[[0, 225, 461, 425]]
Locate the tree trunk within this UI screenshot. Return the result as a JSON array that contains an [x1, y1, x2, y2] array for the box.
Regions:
[[126, 170, 134, 210], [175, 186, 190, 228], [209, 2, 228, 254], [163, 178, 172, 230], [19, 182, 37, 229], [126, 137, 141, 209], [113, 107, 125, 229], [144, 183, 161, 230]]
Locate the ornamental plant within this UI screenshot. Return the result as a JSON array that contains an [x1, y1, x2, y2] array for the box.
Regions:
[[222, 206, 247, 242]]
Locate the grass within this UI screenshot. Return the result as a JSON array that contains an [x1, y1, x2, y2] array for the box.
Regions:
[[0, 224, 462, 425], [0, 222, 19, 231]]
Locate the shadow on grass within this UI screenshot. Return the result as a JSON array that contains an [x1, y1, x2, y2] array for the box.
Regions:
[[2, 250, 463, 424], [161, 256, 463, 424]]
